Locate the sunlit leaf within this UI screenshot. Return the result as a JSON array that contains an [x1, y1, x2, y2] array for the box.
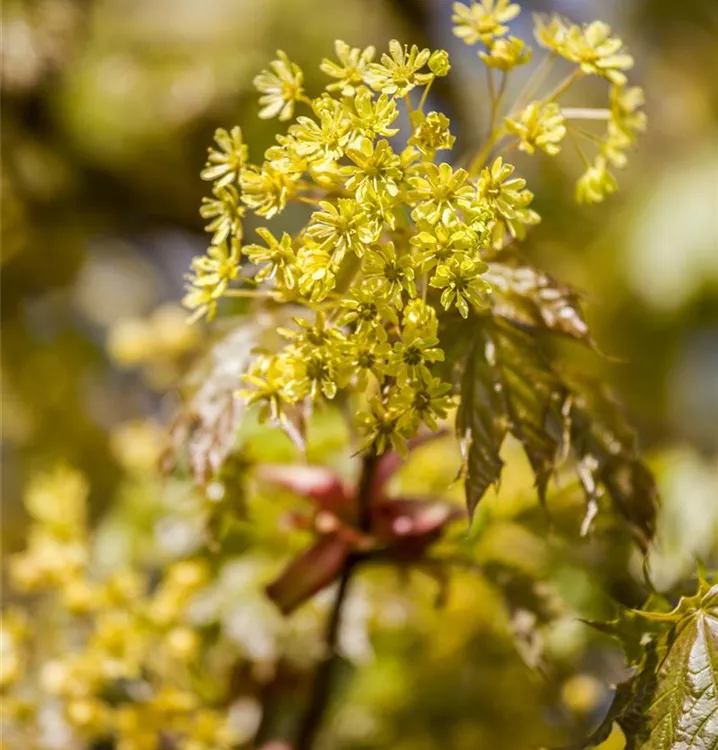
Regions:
[[578, 582, 718, 750], [484, 260, 592, 344], [164, 311, 297, 483]]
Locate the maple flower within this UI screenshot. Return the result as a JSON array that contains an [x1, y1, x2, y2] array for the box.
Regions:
[[351, 90, 400, 140], [243, 228, 297, 289], [297, 246, 337, 302], [199, 185, 245, 245], [363, 242, 416, 309], [409, 162, 475, 225], [430, 256, 490, 318], [289, 96, 353, 164], [240, 163, 297, 218], [411, 221, 480, 272], [388, 329, 445, 384], [477, 157, 539, 240], [320, 40, 375, 96], [365, 39, 433, 97], [479, 36, 531, 71], [305, 198, 379, 263], [337, 280, 399, 333], [242, 354, 296, 421], [397, 377, 455, 432], [182, 240, 241, 321], [349, 325, 393, 390], [452, 0, 520, 46], [533, 14, 571, 54], [253, 50, 305, 121], [357, 397, 411, 455], [563, 21, 634, 85], [576, 156, 617, 204], [342, 137, 404, 202], [408, 111, 456, 156], [200, 126, 248, 189], [505, 101, 567, 155]]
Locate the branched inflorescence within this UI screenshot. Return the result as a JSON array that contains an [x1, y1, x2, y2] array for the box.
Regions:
[[184, 0, 645, 456]]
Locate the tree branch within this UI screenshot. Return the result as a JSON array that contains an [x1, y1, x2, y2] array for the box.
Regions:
[[294, 451, 378, 750]]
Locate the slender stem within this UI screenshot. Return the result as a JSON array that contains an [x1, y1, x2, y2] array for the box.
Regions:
[[418, 77, 434, 112], [224, 288, 274, 299], [512, 53, 556, 113], [486, 66, 496, 115], [494, 139, 518, 161], [545, 68, 582, 103], [568, 124, 605, 145], [562, 107, 611, 120], [294, 451, 378, 750], [468, 128, 506, 176], [468, 72, 509, 177], [567, 128, 591, 168], [404, 93, 414, 119]]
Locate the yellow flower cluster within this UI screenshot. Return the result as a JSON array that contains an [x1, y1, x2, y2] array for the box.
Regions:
[[2, 466, 236, 750], [108, 304, 198, 388], [184, 1, 644, 454]]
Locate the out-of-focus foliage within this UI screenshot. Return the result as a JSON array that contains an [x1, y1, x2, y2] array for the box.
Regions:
[[1, 0, 717, 749]]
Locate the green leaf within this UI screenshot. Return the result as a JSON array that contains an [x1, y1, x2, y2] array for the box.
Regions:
[[578, 582, 718, 750]]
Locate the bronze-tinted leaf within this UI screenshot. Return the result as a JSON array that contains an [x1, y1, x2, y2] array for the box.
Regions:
[[454, 320, 507, 518], [488, 322, 565, 505], [485, 261, 592, 344], [451, 317, 564, 517], [265, 532, 352, 615], [568, 379, 658, 551]]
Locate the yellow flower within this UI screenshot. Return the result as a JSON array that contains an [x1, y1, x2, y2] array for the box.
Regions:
[[576, 156, 617, 204], [305, 198, 379, 262], [428, 49, 451, 77], [479, 36, 531, 71], [254, 50, 305, 121], [289, 96, 353, 164], [363, 242, 416, 308], [183, 240, 241, 321], [244, 228, 297, 288], [357, 397, 410, 455], [342, 137, 403, 202], [200, 184, 244, 245], [610, 84, 647, 139], [24, 464, 88, 533], [430, 256, 490, 318], [320, 40, 375, 96], [408, 111, 456, 155], [533, 14, 571, 54], [351, 89, 400, 140], [365, 39, 433, 97], [409, 162, 475, 225], [477, 157, 539, 241], [240, 162, 297, 218], [505, 101, 566, 155], [563, 21, 634, 85], [452, 0, 520, 46], [200, 127, 247, 189]]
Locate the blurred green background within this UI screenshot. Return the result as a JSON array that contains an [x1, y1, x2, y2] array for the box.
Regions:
[[1, 0, 717, 747]]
